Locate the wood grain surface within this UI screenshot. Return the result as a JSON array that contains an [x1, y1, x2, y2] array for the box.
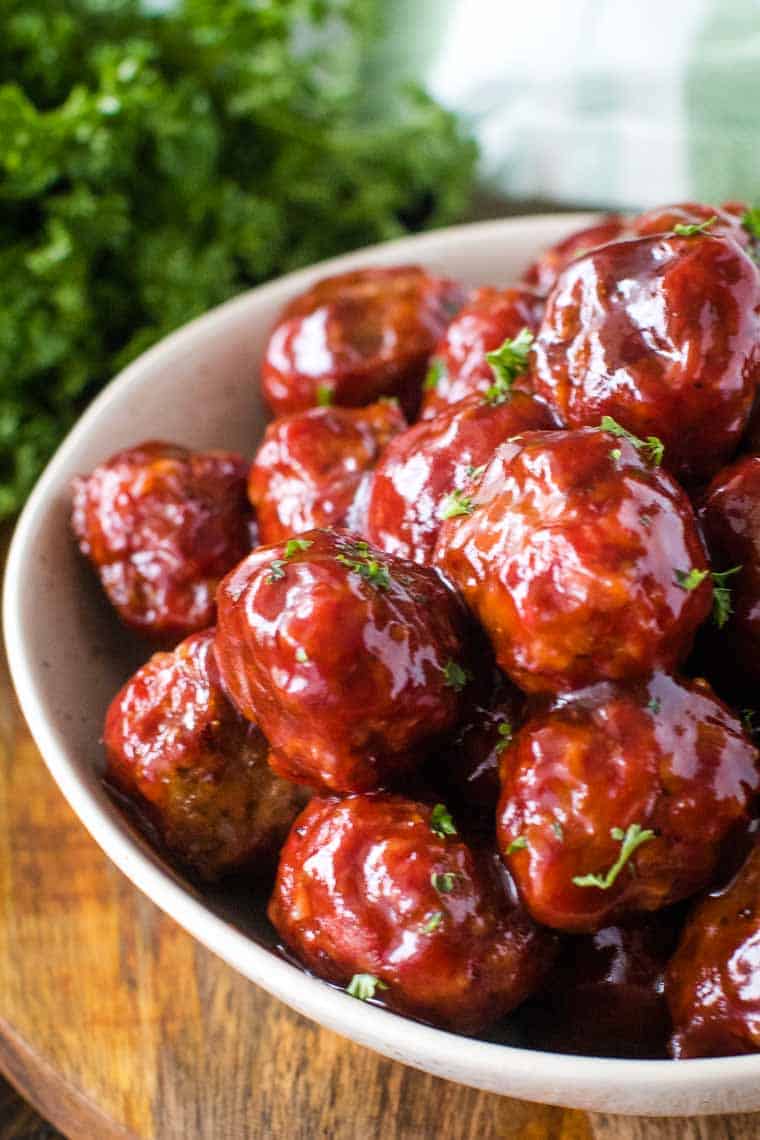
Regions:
[[2, 551, 760, 1139]]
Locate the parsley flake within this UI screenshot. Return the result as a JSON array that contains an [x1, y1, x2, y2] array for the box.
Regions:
[[295, 647, 309, 663], [466, 464, 487, 481], [674, 567, 710, 591], [421, 911, 444, 933], [495, 721, 513, 753], [599, 416, 664, 465], [551, 821, 564, 841], [346, 974, 388, 1001], [336, 543, 391, 590], [443, 660, 471, 692], [316, 384, 334, 407], [712, 566, 742, 629], [430, 803, 457, 838], [742, 709, 756, 736], [572, 823, 656, 890], [506, 836, 528, 854], [284, 538, 313, 558], [483, 328, 534, 404], [609, 447, 622, 463], [647, 696, 662, 715], [673, 216, 717, 237], [266, 560, 286, 584], [424, 358, 445, 391], [440, 489, 474, 520], [743, 208, 760, 240], [431, 871, 458, 893]]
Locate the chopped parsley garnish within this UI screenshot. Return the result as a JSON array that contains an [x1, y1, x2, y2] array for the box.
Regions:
[[466, 464, 487, 480], [316, 384, 334, 407], [284, 538, 313, 558], [712, 566, 742, 629], [647, 696, 662, 715], [430, 804, 457, 838], [431, 871, 458, 894], [506, 836, 528, 854], [742, 709, 756, 735], [609, 447, 622, 463], [495, 721, 513, 753], [483, 328, 534, 405], [674, 567, 710, 591], [346, 974, 388, 1001], [743, 208, 760, 240], [639, 512, 653, 529], [295, 647, 309, 663], [673, 216, 717, 237], [572, 823, 656, 890], [599, 416, 664, 466], [440, 489, 475, 520], [551, 821, 564, 841], [266, 560, 286, 583], [421, 911, 444, 933], [424, 358, 445, 391], [336, 542, 391, 590], [443, 659, 471, 692]]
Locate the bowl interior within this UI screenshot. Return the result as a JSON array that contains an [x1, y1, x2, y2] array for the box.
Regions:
[[7, 213, 760, 1115]]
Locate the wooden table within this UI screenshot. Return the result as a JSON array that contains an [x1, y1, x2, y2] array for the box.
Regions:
[[1, 563, 760, 1139]]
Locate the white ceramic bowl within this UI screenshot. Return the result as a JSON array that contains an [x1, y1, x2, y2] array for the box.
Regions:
[[6, 214, 760, 1117]]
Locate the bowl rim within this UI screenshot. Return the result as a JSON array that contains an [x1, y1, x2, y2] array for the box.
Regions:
[[5, 212, 760, 1116]]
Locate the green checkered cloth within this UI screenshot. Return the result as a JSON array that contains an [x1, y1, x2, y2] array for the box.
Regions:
[[374, 0, 760, 209]]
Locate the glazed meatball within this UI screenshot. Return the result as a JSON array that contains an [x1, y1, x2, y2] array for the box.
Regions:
[[498, 673, 760, 933], [214, 529, 472, 793], [667, 841, 760, 1058], [522, 912, 681, 1059], [268, 794, 556, 1033], [434, 427, 711, 694], [72, 441, 252, 638], [365, 390, 554, 565], [261, 266, 466, 419], [248, 399, 406, 544], [701, 456, 760, 685], [419, 287, 544, 419], [521, 215, 628, 296], [532, 233, 760, 483], [103, 630, 307, 880]]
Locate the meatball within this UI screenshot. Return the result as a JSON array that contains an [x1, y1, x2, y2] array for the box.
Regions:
[[701, 456, 760, 685], [434, 427, 711, 694], [667, 841, 760, 1058], [72, 441, 251, 638], [532, 233, 760, 483], [522, 912, 681, 1059], [498, 673, 759, 933], [261, 266, 466, 419], [419, 287, 544, 419], [521, 215, 628, 296], [248, 399, 406, 545], [103, 630, 307, 880], [214, 529, 472, 793], [365, 390, 554, 565], [268, 794, 556, 1033]]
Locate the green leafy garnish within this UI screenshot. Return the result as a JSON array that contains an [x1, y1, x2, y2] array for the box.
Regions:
[[506, 836, 528, 854], [647, 696, 662, 715], [295, 647, 309, 663], [440, 489, 474, 520], [742, 208, 760, 240], [284, 538, 313, 559], [495, 721, 513, 753], [424, 358, 445, 391], [673, 216, 717, 236], [0, 1, 476, 520], [551, 821, 564, 841], [712, 567, 742, 629], [316, 385, 334, 407], [431, 871, 458, 893], [466, 464, 487, 480], [421, 911, 443, 933], [609, 447, 622, 463], [483, 328, 534, 404], [572, 824, 656, 890], [266, 560, 286, 584], [443, 660, 470, 692], [599, 416, 664, 466], [742, 709, 756, 736], [346, 974, 388, 1001], [674, 567, 710, 591], [336, 542, 391, 590], [430, 804, 457, 838]]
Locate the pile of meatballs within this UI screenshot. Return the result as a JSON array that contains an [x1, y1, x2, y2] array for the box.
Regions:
[[72, 201, 760, 1060]]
